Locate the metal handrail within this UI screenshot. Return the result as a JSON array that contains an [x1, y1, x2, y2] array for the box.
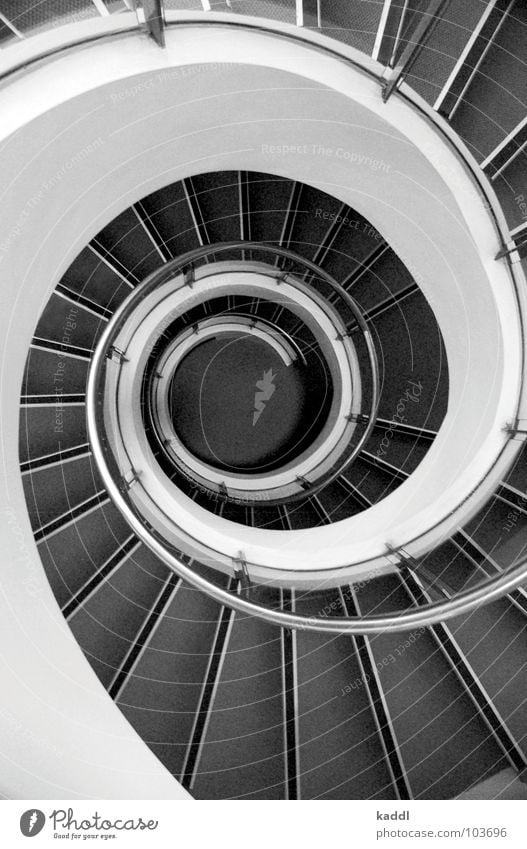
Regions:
[[87, 241, 527, 632], [127, 243, 380, 504], [147, 312, 318, 488], [7, 8, 527, 630]]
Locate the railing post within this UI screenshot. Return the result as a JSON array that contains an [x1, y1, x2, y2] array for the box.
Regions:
[[495, 234, 527, 260], [295, 0, 304, 28], [382, 0, 449, 102], [133, 0, 166, 48], [233, 551, 251, 595], [504, 420, 527, 440]]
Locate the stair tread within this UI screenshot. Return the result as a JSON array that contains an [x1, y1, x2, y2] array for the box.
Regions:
[[357, 576, 509, 799], [192, 602, 286, 800]]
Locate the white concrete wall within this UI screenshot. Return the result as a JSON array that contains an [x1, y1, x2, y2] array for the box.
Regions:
[[0, 20, 520, 576], [0, 16, 524, 794]]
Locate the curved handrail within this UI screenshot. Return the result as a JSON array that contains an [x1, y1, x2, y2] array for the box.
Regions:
[[91, 242, 380, 500], [6, 8, 527, 630], [148, 313, 319, 486], [87, 239, 527, 632], [147, 243, 378, 502], [81, 391, 527, 636], [1, 9, 523, 406]]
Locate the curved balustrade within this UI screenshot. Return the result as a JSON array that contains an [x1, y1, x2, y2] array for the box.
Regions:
[[87, 242, 381, 581], [128, 245, 377, 503], [2, 0, 527, 805], [5, 4, 527, 631], [84, 229, 527, 628], [149, 314, 337, 499]]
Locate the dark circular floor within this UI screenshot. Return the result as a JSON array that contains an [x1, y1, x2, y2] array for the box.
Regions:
[[169, 333, 330, 472]]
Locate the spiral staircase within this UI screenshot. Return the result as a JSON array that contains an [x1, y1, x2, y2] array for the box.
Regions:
[[1, 0, 526, 801]]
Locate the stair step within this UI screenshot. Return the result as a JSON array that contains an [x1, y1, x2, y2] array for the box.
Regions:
[[356, 575, 510, 799], [315, 0, 384, 55], [69, 545, 171, 689], [369, 294, 447, 431], [22, 347, 89, 397], [19, 405, 87, 464], [191, 588, 287, 799], [349, 249, 416, 313], [450, 0, 527, 162], [117, 575, 229, 781], [295, 591, 397, 799], [141, 181, 202, 260], [94, 207, 165, 284], [189, 171, 240, 249], [448, 597, 527, 759], [247, 172, 294, 246], [346, 457, 402, 504], [288, 184, 342, 261], [364, 428, 431, 476], [23, 452, 103, 529], [405, 2, 487, 105], [0, 0, 98, 36], [316, 480, 363, 523], [38, 501, 131, 608], [61, 245, 132, 312], [34, 292, 102, 351]]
